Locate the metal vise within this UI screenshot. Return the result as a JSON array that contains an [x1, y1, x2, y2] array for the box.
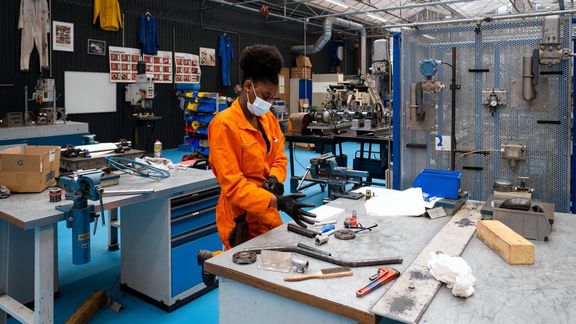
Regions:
[[309, 154, 368, 200], [56, 170, 104, 265]]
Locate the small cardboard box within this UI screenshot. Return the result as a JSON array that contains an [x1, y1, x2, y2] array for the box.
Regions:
[[0, 145, 61, 193], [290, 67, 312, 80], [295, 55, 312, 68]]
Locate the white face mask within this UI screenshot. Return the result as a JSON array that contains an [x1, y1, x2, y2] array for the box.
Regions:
[[246, 82, 272, 116]]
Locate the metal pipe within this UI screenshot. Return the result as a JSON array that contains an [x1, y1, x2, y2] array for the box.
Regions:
[[291, 17, 366, 74], [242, 245, 403, 267], [380, 8, 576, 29], [522, 56, 535, 101], [450, 47, 457, 171], [101, 189, 155, 196], [311, 0, 474, 19]]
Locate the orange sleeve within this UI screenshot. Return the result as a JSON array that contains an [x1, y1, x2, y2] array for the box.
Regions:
[[208, 118, 274, 216], [268, 119, 287, 183]]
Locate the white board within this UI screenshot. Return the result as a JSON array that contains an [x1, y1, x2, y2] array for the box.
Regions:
[[64, 71, 117, 114]]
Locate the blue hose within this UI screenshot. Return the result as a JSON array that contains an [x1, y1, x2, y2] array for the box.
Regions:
[[105, 157, 171, 179]]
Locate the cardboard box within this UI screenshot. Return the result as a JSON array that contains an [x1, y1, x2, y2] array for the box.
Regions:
[[291, 67, 312, 80], [295, 55, 312, 68], [276, 68, 291, 106], [0, 145, 61, 192]]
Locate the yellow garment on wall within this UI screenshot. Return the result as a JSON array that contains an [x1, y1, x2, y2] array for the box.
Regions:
[[93, 0, 123, 31]]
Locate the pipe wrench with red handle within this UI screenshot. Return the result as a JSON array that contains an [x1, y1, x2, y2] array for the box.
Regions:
[[356, 266, 400, 298]]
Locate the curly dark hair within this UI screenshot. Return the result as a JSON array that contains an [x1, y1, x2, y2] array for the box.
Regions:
[[240, 44, 284, 85]]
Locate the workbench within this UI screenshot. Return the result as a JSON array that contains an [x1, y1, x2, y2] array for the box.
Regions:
[[206, 198, 576, 323], [0, 122, 89, 146], [0, 168, 220, 323]]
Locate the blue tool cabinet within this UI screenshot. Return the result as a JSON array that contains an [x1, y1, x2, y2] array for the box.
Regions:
[[120, 186, 221, 312]]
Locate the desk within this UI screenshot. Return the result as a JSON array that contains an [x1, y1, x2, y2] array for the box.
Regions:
[[0, 168, 219, 323], [206, 198, 576, 323], [205, 197, 451, 323]]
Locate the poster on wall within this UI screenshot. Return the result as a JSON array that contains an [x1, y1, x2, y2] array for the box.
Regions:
[[143, 50, 173, 84], [108, 46, 141, 82], [199, 47, 216, 66], [175, 53, 200, 83], [53, 21, 74, 52]]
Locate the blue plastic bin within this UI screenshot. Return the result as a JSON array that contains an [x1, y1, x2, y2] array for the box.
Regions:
[[412, 169, 462, 199]]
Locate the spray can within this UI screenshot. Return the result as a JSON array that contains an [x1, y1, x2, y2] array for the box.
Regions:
[[154, 139, 162, 157]]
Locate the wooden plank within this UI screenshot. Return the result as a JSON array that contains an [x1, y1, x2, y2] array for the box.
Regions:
[[205, 263, 377, 324], [0, 295, 34, 324], [370, 200, 483, 324], [476, 220, 535, 265], [65, 291, 107, 324]]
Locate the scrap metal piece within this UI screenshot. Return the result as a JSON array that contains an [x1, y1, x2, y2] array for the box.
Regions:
[[258, 250, 293, 272], [292, 258, 309, 273], [287, 223, 322, 238], [49, 188, 62, 203], [334, 229, 356, 240], [243, 245, 402, 267], [232, 251, 257, 265]]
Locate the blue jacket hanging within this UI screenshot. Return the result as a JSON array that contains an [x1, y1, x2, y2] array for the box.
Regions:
[[139, 14, 159, 55], [219, 33, 234, 87]]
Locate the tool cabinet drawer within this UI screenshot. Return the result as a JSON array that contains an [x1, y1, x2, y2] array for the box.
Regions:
[[171, 206, 216, 238], [171, 187, 220, 218], [171, 224, 220, 297]]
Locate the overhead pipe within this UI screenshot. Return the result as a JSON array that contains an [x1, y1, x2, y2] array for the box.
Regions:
[[379, 8, 576, 29], [291, 17, 367, 74]]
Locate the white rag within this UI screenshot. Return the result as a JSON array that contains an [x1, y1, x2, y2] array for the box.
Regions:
[[427, 252, 476, 298]]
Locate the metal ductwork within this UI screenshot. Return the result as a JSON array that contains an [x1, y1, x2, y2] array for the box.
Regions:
[[291, 17, 367, 74]]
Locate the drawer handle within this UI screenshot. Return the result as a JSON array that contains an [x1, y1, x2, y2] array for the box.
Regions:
[[171, 207, 216, 224], [172, 223, 218, 246]]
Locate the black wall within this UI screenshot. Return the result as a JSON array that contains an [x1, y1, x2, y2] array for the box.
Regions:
[[0, 0, 361, 148]]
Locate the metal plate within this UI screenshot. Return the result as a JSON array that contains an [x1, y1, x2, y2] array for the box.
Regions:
[[510, 77, 549, 111]]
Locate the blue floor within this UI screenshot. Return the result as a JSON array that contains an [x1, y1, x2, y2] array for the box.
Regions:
[[12, 143, 363, 323]]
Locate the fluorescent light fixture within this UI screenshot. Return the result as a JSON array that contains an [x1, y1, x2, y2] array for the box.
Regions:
[[367, 13, 387, 22], [325, 0, 349, 9]]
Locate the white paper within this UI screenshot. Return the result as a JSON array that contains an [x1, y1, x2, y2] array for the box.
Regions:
[[309, 205, 345, 221], [365, 187, 426, 217]]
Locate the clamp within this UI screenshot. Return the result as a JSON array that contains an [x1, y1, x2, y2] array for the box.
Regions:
[[356, 266, 400, 298]]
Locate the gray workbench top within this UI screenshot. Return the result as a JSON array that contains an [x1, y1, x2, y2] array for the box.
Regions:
[[0, 121, 89, 140], [421, 212, 576, 324], [205, 197, 451, 323], [0, 168, 217, 230]]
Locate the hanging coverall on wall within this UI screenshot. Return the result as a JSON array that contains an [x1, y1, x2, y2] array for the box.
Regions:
[[19, 0, 50, 71], [138, 14, 159, 55], [219, 33, 234, 87], [93, 0, 123, 32]]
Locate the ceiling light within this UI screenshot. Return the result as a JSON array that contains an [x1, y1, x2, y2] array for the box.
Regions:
[[325, 0, 349, 9], [367, 13, 387, 22]]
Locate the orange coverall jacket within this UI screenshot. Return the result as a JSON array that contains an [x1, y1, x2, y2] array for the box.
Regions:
[[208, 99, 287, 249]]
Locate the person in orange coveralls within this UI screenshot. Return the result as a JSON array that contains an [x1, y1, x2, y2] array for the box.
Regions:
[[208, 45, 315, 249]]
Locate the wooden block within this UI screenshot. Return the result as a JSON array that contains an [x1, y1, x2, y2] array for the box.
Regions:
[[476, 220, 535, 265], [65, 290, 107, 324]]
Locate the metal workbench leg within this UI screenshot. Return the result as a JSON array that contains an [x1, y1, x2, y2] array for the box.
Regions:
[[289, 141, 295, 179], [108, 209, 119, 251], [35, 224, 54, 324]]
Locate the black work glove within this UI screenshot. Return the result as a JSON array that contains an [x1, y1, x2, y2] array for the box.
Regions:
[[276, 193, 316, 228], [263, 176, 284, 195]]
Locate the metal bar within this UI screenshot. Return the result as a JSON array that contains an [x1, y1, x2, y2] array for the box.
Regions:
[[34, 224, 54, 323], [560, 0, 566, 10], [108, 208, 119, 251], [392, 32, 401, 190], [380, 8, 576, 29], [0, 222, 7, 324], [570, 19, 576, 214], [310, 0, 474, 19], [0, 295, 33, 324], [102, 189, 155, 196], [450, 47, 457, 171]]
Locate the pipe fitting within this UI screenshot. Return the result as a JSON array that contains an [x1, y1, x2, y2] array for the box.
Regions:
[[293, 258, 309, 273], [315, 234, 329, 246]]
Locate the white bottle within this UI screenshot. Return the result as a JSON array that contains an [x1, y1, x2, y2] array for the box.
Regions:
[[154, 139, 162, 158]]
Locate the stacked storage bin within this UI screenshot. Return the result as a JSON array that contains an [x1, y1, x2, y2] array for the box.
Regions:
[[177, 89, 227, 157]]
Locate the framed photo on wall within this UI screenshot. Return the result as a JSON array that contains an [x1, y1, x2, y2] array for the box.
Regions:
[[88, 39, 106, 56], [199, 47, 216, 66], [53, 21, 74, 52]]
